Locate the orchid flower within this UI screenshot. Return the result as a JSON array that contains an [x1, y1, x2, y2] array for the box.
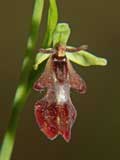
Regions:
[[33, 23, 107, 142]]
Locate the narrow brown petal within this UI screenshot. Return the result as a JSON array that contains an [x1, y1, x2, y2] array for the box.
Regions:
[[67, 60, 87, 94], [33, 58, 54, 91]]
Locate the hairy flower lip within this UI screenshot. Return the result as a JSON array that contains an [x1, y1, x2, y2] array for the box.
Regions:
[[34, 99, 76, 142], [33, 47, 87, 142]]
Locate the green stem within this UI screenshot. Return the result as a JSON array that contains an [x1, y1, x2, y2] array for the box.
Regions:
[[43, 0, 58, 48], [0, 0, 58, 159], [0, 0, 44, 160]]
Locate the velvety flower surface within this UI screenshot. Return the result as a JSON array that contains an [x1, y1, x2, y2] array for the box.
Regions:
[[33, 48, 87, 142]]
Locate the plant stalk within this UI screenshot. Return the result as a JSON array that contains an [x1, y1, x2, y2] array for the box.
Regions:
[[0, 0, 44, 159]]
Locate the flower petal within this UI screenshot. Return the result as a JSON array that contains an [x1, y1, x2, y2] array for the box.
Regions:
[[33, 58, 54, 91], [34, 93, 76, 142], [67, 60, 87, 94]]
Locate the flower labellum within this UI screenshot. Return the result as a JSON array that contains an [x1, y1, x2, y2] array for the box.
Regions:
[[33, 44, 86, 142]]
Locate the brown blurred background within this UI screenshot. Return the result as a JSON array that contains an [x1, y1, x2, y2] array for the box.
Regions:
[[0, 0, 120, 160]]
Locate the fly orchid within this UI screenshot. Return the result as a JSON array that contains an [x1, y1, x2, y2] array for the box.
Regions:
[[33, 23, 107, 142]]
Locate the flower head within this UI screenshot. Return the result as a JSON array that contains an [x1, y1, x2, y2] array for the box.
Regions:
[[33, 23, 107, 142]]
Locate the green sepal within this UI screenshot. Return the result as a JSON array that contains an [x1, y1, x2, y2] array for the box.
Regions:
[[34, 52, 50, 70], [66, 48, 107, 67], [53, 23, 71, 47]]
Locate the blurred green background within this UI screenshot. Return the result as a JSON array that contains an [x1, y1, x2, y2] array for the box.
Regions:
[[0, 0, 120, 160]]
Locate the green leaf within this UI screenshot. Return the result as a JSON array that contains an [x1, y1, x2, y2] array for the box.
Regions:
[[66, 49, 107, 67], [53, 23, 71, 47], [42, 0, 58, 48], [34, 52, 50, 70]]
